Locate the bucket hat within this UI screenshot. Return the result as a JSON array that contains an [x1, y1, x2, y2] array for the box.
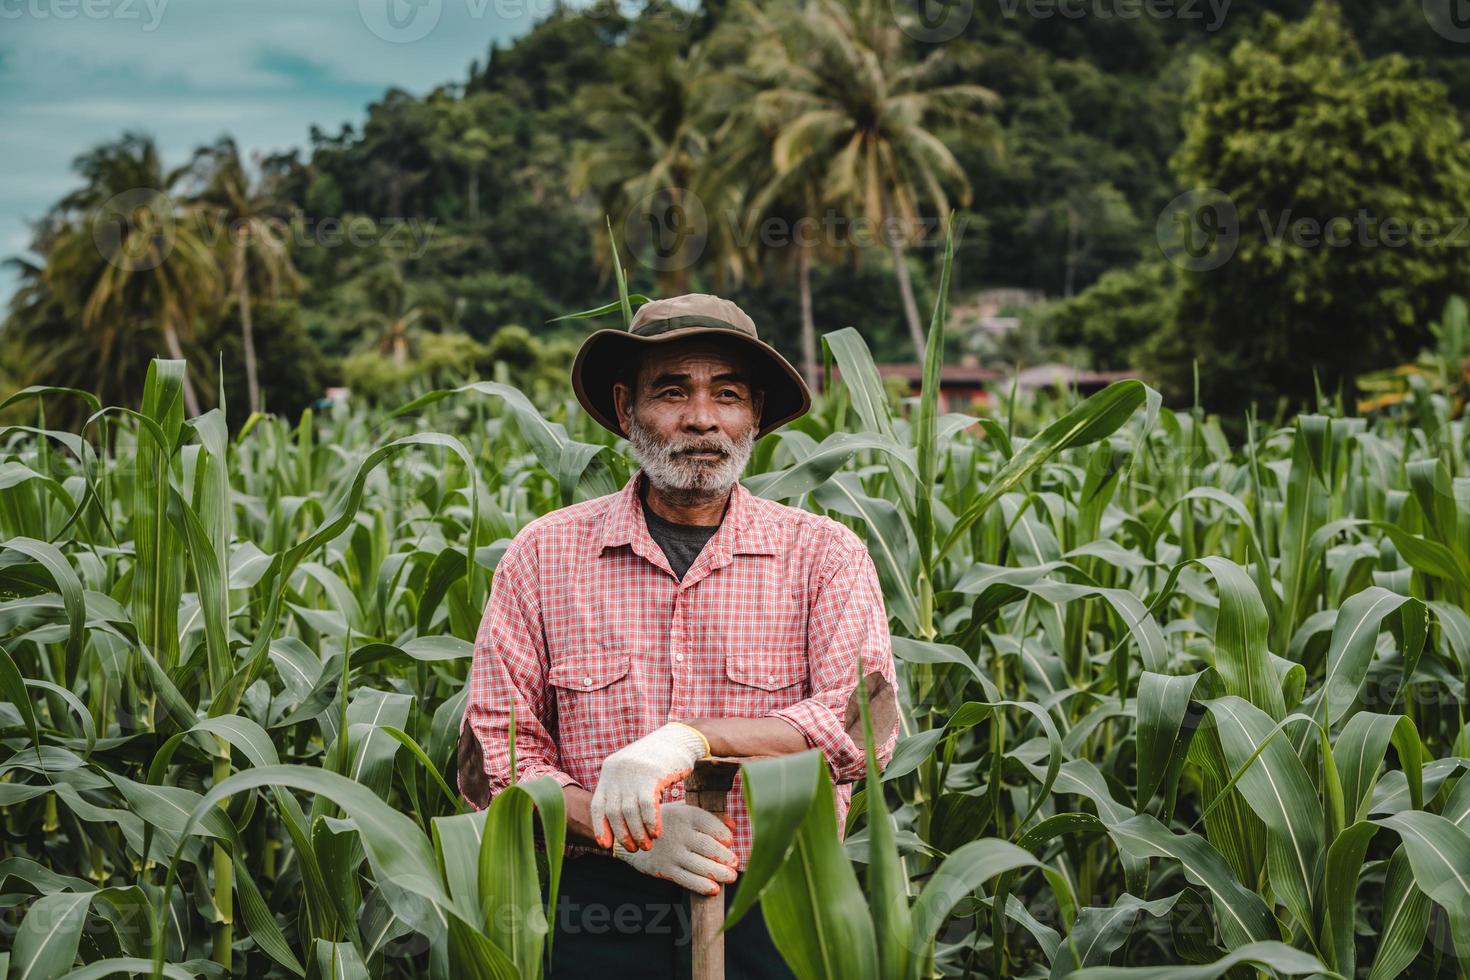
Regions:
[[570, 293, 811, 439]]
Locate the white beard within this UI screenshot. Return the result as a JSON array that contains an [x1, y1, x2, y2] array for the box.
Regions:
[[626, 413, 756, 495]]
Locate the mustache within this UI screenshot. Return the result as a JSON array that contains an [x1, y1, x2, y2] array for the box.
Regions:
[[667, 439, 734, 457]]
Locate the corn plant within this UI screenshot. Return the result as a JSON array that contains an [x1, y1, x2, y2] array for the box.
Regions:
[[1, 219, 1468, 976], [725, 224, 1470, 978]]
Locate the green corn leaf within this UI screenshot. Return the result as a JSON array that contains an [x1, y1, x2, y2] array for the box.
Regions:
[[1065, 941, 1330, 979], [310, 940, 369, 980], [856, 660, 913, 980], [1375, 810, 1470, 956], [1203, 697, 1323, 932], [1313, 588, 1420, 726], [1322, 820, 1376, 976], [1135, 671, 1202, 812], [939, 381, 1153, 562], [1104, 814, 1276, 948], [1194, 557, 1284, 720], [12, 891, 93, 980], [1366, 847, 1431, 980], [724, 750, 880, 979], [910, 838, 1038, 953], [812, 474, 921, 635], [1049, 892, 1182, 977], [745, 431, 917, 501], [1335, 712, 1423, 822]]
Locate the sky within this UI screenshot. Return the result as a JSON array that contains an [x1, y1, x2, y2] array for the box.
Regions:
[[0, 0, 575, 306]]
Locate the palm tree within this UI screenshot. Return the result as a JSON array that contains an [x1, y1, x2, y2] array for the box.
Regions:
[[44, 133, 219, 416], [700, 21, 852, 390], [569, 30, 715, 294], [734, 0, 998, 357], [1, 251, 143, 420], [190, 136, 301, 416], [701, 106, 834, 389], [348, 259, 426, 367]]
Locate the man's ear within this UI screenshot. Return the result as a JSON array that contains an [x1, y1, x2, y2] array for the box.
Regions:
[[612, 380, 633, 436]]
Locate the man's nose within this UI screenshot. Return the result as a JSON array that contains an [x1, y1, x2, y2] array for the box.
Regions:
[[681, 393, 719, 431]]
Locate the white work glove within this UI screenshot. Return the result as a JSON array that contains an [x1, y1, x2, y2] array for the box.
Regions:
[[613, 801, 740, 896], [591, 721, 710, 851]]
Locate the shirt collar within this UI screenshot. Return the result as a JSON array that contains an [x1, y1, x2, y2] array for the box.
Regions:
[[600, 470, 780, 559]]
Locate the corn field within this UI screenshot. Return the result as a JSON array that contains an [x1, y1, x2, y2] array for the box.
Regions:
[[3, 256, 1470, 978]]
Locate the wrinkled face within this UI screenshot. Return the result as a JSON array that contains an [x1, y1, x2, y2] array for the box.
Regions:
[[611, 338, 765, 494]]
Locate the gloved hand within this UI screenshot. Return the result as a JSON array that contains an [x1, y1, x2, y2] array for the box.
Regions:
[[613, 802, 740, 896], [591, 722, 710, 851]]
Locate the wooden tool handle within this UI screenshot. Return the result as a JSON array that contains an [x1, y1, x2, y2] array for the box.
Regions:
[[687, 767, 737, 980]]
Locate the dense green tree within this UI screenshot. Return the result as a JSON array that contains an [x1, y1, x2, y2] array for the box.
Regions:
[[569, 24, 717, 294], [190, 136, 301, 416], [199, 298, 331, 428], [1159, 1, 1470, 411], [11, 0, 1470, 420], [1041, 260, 1178, 370]]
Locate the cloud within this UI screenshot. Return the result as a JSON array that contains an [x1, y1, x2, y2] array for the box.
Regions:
[[0, 0, 546, 309]]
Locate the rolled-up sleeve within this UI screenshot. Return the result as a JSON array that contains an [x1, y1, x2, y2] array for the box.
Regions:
[[768, 542, 899, 785], [461, 531, 582, 806]]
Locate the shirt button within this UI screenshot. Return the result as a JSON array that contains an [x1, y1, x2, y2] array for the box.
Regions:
[[583, 677, 593, 687], [767, 674, 776, 684], [675, 652, 685, 663]]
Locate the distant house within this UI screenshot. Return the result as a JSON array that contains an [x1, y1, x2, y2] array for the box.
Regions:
[[949, 288, 1045, 337], [825, 361, 1138, 414], [977, 316, 1020, 336], [831, 362, 1004, 411], [1013, 364, 1138, 393]]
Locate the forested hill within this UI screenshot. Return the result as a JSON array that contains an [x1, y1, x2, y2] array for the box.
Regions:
[[7, 0, 1469, 422], [285, 0, 1470, 319]]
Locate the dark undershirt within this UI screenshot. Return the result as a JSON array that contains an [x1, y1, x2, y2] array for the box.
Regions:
[[640, 497, 720, 581]]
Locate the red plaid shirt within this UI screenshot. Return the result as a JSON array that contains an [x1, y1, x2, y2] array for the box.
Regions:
[[461, 470, 899, 866]]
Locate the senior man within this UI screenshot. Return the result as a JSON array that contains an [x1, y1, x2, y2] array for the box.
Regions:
[[458, 294, 899, 978]]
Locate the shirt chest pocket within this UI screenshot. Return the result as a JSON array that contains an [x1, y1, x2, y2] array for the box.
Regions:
[[718, 583, 808, 707], [723, 632, 808, 715], [724, 648, 807, 692], [547, 644, 636, 768], [548, 649, 632, 692]]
